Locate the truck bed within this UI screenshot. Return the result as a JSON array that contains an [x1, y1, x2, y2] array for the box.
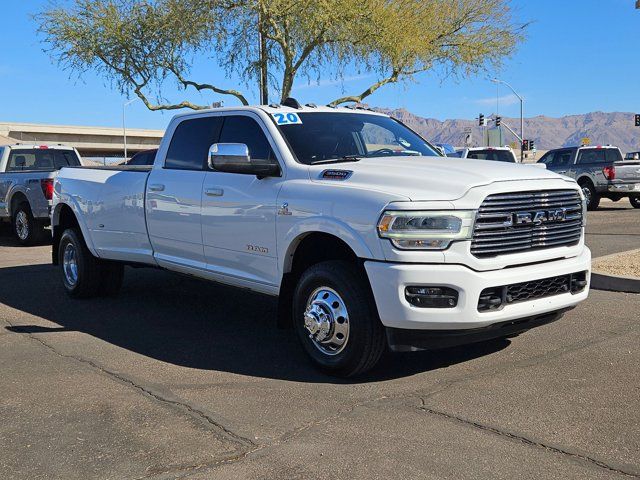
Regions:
[[66, 165, 152, 172], [56, 165, 154, 264], [608, 160, 640, 196]]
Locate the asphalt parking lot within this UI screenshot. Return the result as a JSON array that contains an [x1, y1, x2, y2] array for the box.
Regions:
[[0, 204, 638, 479]]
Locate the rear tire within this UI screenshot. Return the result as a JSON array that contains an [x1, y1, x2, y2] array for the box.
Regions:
[[12, 202, 46, 245], [293, 261, 386, 377], [630, 197, 640, 209], [58, 228, 123, 298]]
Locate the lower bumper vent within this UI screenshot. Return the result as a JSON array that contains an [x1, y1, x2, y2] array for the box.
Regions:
[[478, 271, 587, 312]]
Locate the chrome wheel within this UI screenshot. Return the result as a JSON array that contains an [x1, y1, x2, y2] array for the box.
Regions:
[[304, 287, 350, 356], [581, 186, 592, 206], [15, 211, 29, 241], [63, 243, 79, 287]]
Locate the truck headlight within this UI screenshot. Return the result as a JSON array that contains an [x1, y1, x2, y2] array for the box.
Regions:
[[377, 211, 475, 250]]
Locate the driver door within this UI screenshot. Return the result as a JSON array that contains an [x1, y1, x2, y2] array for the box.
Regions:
[[201, 114, 284, 290]]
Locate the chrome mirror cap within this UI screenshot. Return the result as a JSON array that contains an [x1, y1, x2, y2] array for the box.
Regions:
[[208, 143, 250, 170]]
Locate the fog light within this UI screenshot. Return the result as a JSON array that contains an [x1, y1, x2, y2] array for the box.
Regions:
[[570, 271, 588, 293], [405, 286, 458, 308], [478, 287, 504, 312]]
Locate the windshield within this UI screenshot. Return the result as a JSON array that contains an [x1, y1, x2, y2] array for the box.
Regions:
[[274, 112, 440, 164], [466, 149, 516, 163]]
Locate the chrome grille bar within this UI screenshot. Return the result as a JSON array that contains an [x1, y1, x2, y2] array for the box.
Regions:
[[471, 189, 584, 257]]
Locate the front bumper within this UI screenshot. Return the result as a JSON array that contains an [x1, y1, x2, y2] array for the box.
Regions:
[[386, 308, 571, 352], [364, 247, 591, 331]]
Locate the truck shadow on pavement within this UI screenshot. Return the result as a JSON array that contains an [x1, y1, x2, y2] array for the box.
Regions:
[[0, 263, 509, 383], [0, 228, 52, 247]]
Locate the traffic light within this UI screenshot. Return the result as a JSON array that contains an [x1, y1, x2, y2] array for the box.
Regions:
[[522, 139, 530, 151], [635, 114, 640, 127], [529, 139, 535, 151], [479, 113, 485, 127], [495, 116, 501, 127]]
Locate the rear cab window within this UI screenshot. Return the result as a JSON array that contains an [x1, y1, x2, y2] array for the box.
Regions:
[[466, 149, 516, 163], [605, 148, 623, 163], [577, 149, 607, 164], [55, 150, 81, 168], [5, 148, 80, 172]]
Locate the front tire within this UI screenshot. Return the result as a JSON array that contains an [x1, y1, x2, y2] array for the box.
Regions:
[[59, 228, 123, 298], [293, 261, 386, 377], [12, 203, 46, 245], [630, 197, 640, 209]]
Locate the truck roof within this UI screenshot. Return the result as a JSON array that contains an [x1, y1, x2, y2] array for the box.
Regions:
[[4, 144, 77, 151], [550, 145, 620, 151], [466, 147, 513, 151], [169, 103, 388, 122]]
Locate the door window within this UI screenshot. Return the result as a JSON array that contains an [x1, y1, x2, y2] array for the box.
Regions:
[[165, 116, 223, 170], [538, 151, 555, 165], [218, 116, 274, 162], [551, 150, 572, 167]]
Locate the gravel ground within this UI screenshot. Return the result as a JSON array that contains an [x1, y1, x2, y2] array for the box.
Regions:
[[592, 248, 640, 278]]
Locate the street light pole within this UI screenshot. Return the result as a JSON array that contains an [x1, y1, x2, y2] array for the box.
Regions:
[[491, 78, 524, 161], [122, 98, 137, 161]]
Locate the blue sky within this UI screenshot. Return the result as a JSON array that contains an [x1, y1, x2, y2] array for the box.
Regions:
[[0, 0, 638, 130]]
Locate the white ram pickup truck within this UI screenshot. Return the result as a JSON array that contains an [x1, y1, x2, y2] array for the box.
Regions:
[[52, 103, 591, 376]]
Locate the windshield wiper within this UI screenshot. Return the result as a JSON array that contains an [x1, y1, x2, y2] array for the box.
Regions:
[[310, 155, 362, 165]]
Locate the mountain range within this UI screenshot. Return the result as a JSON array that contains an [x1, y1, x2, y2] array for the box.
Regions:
[[376, 109, 640, 154]]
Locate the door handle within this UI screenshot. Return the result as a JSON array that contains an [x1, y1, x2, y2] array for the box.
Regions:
[[205, 187, 224, 197], [148, 184, 165, 192], [557, 171, 567, 174]]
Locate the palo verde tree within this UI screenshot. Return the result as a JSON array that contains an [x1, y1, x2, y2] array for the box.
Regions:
[[37, 0, 526, 110]]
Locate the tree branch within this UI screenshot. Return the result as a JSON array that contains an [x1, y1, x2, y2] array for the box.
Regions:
[[133, 86, 210, 111], [329, 70, 400, 106], [169, 67, 249, 105]]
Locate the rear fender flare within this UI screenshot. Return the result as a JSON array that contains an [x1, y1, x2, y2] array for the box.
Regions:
[[52, 200, 100, 258]]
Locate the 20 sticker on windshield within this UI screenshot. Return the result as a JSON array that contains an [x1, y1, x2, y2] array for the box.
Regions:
[[272, 112, 303, 125]]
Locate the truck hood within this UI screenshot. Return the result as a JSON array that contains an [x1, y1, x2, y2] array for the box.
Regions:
[[310, 156, 570, 201]]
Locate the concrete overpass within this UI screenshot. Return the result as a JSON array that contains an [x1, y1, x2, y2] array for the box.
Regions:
[[0, 122, 164, 158]]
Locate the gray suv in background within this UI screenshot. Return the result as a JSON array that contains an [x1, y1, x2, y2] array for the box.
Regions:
[[0, 144, 82, 244], [538, 145, 640, 210]]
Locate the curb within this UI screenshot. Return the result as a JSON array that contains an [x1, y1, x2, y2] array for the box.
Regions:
[[591, 271, 640, 294]]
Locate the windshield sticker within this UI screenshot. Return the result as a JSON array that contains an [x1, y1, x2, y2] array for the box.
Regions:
[[272, 112, 303, 125]]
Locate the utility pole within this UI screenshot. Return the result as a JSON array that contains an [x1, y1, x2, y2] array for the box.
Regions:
[[491, 79, 524, 161], [258, 9, 268, 104], [122, 98, 137, 161]]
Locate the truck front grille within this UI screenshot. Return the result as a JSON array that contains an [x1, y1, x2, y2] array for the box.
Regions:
[[471, 189, 583, 258]]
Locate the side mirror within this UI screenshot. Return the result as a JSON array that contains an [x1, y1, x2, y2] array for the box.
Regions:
[[208, 143, 280, 178]]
